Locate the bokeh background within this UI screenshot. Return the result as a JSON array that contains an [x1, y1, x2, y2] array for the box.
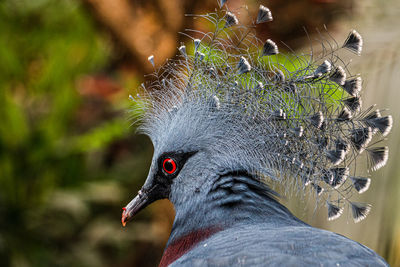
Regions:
[[1, 0, 399, 266]]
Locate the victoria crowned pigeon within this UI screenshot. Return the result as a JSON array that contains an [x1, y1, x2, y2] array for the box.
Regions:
[[121, 1, 392, 266]]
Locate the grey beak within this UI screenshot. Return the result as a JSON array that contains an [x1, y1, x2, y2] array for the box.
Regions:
[[121, 189, 149, 227]]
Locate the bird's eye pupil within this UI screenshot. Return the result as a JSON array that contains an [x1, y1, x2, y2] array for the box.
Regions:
[[164, 162, 173, 171], [163, 158, 177, 174]]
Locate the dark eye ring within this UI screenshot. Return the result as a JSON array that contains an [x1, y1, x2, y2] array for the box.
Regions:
[[163, 158, 177, 174]]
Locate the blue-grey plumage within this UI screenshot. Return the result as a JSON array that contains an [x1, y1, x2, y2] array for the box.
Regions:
[[176, 225, 388, 266], [121, 0, 392, 265], [167, 171, 386, 266]]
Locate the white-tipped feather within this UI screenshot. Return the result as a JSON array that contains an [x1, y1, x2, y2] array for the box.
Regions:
[[344, 96, 362, 113], [178, 45, 187, 57], [225, 12, 239, 28], [194, 39, 201, 52], [337, 107, 352, 121], [351, 202, 371, 223], [328, 167, 349, 189], [350, 177, 371, 194], [256, 5, 273, 24], [343, 77, 362, 96], [326, 149, 346, 166], [290, 126, 303, 137], [273, 69, 285, 82], [330, 66, 346, 85], [351, 127, 372, 153], [148, 55, 155, 67], [367, 146, 389, 171], [314, 60, 331, 77], [382, 115, 393, 136], [364, 115, 393, 137], [237, 56, 251, 74], [262, 39, 279, 56], [327, 202, 343, 221], [343, 30, 363, 55], [309, 112, 324, 129]]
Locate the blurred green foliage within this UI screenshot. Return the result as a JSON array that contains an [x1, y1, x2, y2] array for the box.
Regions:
[[0, 1, 160, 266], [0, 0, 107, 202]]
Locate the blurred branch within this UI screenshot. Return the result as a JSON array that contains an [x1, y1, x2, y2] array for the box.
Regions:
[[81, 0, 353, 74], [81, 0, 187, 72]]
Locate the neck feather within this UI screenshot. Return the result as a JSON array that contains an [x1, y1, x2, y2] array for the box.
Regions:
[[164, 173, 303, 262], [159, 226, 222, 267]]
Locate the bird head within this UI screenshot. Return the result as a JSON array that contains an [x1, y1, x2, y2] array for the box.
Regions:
[[121, 99, 275, 226], [121, 5, 393, 226]]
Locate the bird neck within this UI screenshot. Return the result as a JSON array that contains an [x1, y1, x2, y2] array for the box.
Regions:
[[161, 174, 303, 266]]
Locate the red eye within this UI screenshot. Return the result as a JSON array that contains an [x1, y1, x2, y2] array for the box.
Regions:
[[163, 158, 177, 174]]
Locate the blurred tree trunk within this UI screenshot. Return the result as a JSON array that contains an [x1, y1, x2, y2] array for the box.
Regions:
[[82, 0, 178, 72], [81, 0, 213, 73], [81, 0, 352, 74]]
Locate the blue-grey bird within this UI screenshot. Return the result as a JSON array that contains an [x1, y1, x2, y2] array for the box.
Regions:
[[121, 1, 392, 266]]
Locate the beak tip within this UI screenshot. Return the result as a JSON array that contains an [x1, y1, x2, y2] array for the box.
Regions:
[[121, 207, 128, 227], [121, 192, 149, 227]]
